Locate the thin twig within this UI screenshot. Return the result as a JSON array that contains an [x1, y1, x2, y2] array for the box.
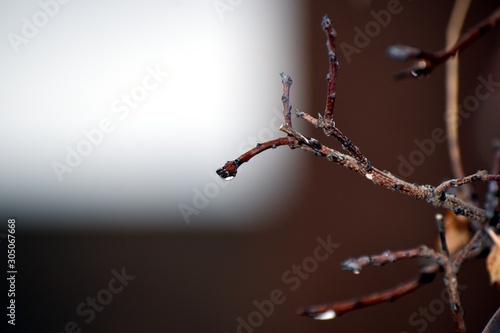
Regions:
[[486, 141, 500, 222], [388, 7, 500, 79], [321, 16, 339, 121], [443, 255, 467, 332], [452, 227, 486, 273], [437, 213, 450, 256], [215, 137, 299, 180], [434, 171, 500, 196], [298, 272, 436, 320], [449, 142, 500, 273], [445, 0, 473, 201], [488, 228, 500, 247], [218, 124, 499, 224], [280, 72, 293, 128], [482, 307, 500, 333], [439, 210, 466, 332], [341, 246, 440, 274]]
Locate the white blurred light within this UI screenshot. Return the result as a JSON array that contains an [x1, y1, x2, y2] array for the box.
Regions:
[[0, 0, 306, 228]]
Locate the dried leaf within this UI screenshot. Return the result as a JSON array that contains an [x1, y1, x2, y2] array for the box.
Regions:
[[487, 244, 500, 287], [436, 211, 471, 254], [487, 229, 500, 288]]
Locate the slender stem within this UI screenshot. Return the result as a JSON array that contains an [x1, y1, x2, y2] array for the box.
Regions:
[[215, 137, 298, 180], [445, 0, 473, 201], [443, 256, 466, 333], [482, 307, 500, 333], [437, 214, 450, 256], [434, 171, 500, 196], [280, 72, 293, 128], [321, 16, 338, 121], [452, 228, 485, 273], [439, 7, 500, 61], [298, 274, 434, 320], [218, 123, 499, 224], [390, 7, 500, 79], [341, 246, 440, 273], [487, 228, 500, 247], [439, 204, 466, 332], [485, 141, 500, 221]]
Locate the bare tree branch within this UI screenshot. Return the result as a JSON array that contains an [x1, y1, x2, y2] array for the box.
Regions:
[[321, 16, 339, 121], [439, 213, 467, 332], [388, 7, 500, 79], [216, 11, 500, 332], [341, 246, 440, 274], [297, 273, 435, 320]]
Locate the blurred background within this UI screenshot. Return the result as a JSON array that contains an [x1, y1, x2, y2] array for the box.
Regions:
[[0, 0, 499, 332]]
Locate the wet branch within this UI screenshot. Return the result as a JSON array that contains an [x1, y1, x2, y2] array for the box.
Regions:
[[298, 269, 438, 320], [387, 7, 500, 79], [299, 246, 441, 319], [434, 171, 500, 196], [216, 137, 300, 181], [341, 246, 440, 274], [322, 16, 338, 121]]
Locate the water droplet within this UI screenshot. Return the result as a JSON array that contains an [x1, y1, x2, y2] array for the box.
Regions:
[[216, 161, 238, 181], [353, 269, 361, 275], [312, 310, 336, 320], [410, 60, 431, 78]]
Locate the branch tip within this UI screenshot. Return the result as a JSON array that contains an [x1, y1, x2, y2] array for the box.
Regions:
[[387, 45, 422, 61], [216, 161, 238, 181]]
